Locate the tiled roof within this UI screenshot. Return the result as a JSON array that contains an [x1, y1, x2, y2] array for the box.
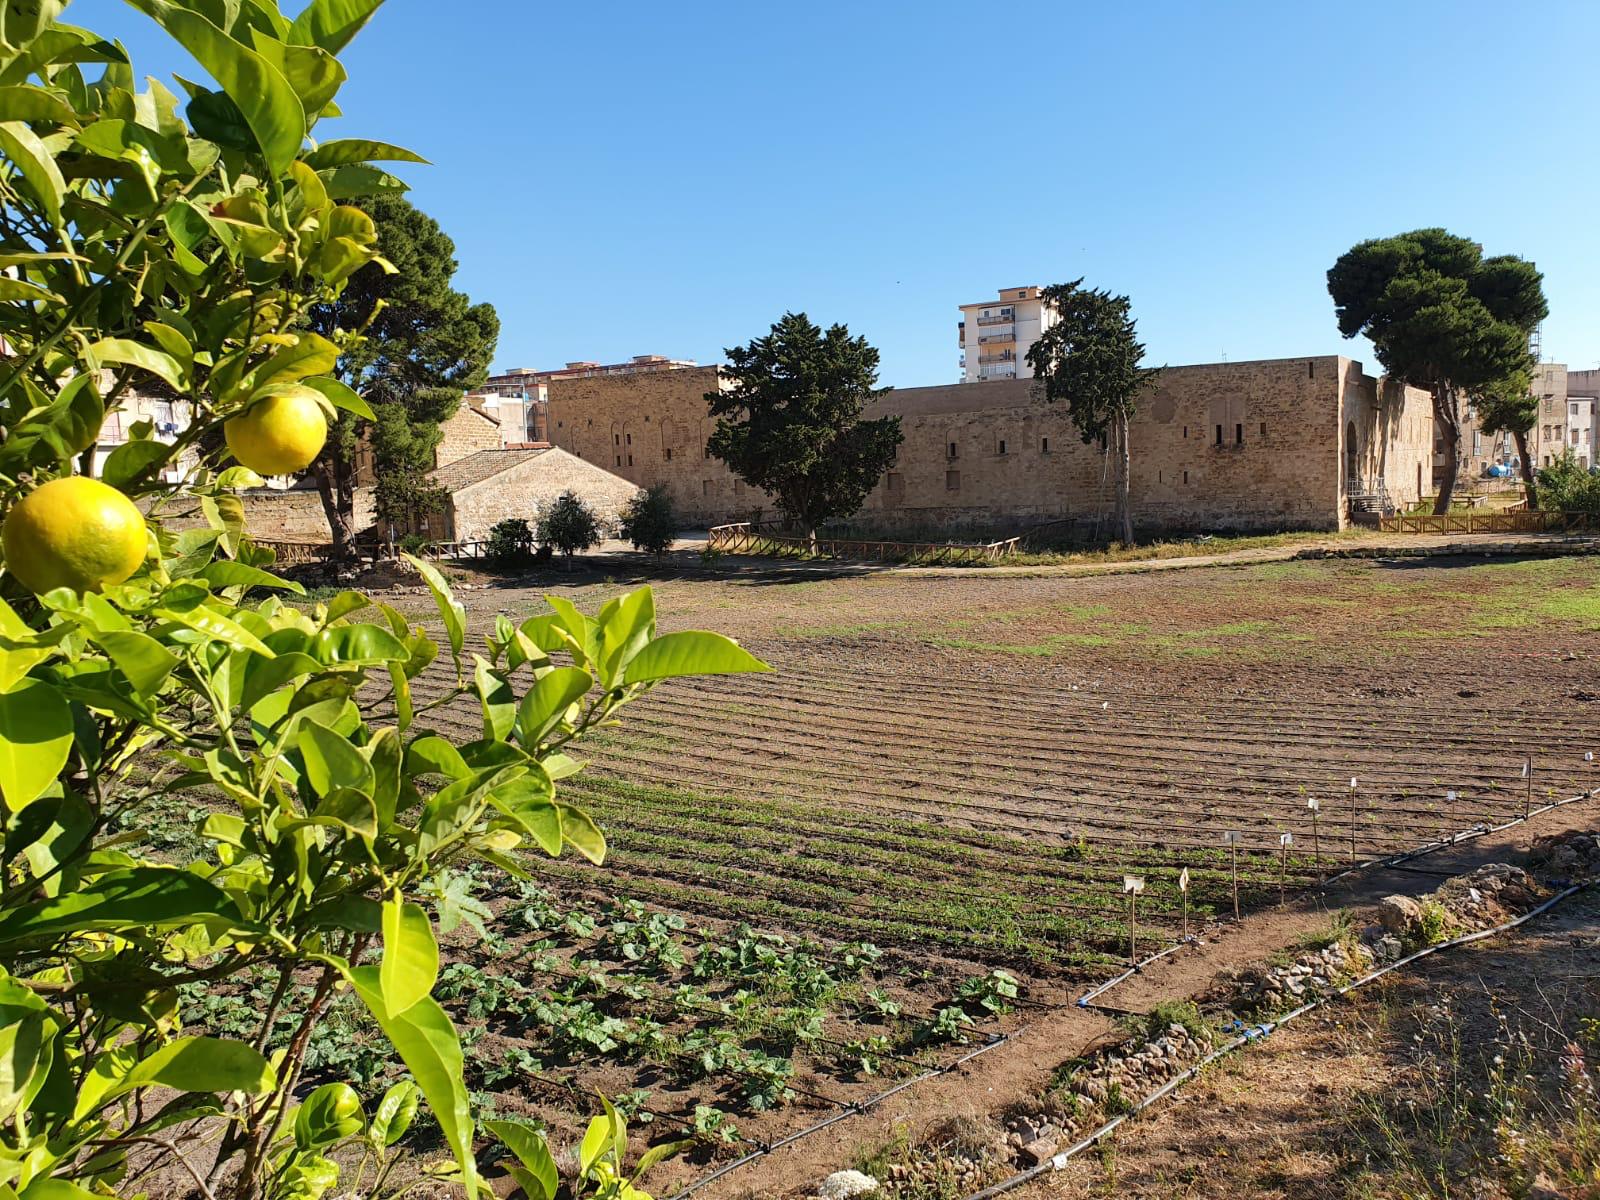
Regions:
[[427, 448, 551, 492]]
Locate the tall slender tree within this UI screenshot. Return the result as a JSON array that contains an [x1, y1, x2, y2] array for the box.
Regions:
[[1327, 229, 1545, 513], [707, 312, 902, 541], [1025, 280, 1160, 546], [1473, 368, 1540, 509], [305, 194, 499, 557]]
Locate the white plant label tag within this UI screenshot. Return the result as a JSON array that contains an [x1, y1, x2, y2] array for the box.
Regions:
[[1223, 831, 1242, 845], [1177, 867, 1190, 893], [1123, 876, 1145, 894]]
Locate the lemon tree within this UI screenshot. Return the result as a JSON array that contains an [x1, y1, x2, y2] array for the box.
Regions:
[[0, 4, 767, 1199]]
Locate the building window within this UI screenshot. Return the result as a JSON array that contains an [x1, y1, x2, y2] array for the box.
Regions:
[[614, 433, 620, 446], [1235, 423, 1243, 445], [665, 448, 672, 461], [1182, 426, 1188, 438], [1215, 425, 1223, 446], [627, 454, 633, 466], [557, 420, 563, 428], [945, 470, 960, 490], [1259, 422, 1267, 438], [615, 456, 622, 467], [1183, 470, 1189, 485], [1041, 436, 1050, 453], [1158, 470, 1163, 483], [1308, 361, 1315, 379], [948, 441, 958, 459], [703, 446, 711, 459], [625, 433, 631, 445], [997, 438, 1007, 455]]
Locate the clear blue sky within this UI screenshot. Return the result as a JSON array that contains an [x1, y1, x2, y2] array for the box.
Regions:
[[76, 0, 1600, 387]]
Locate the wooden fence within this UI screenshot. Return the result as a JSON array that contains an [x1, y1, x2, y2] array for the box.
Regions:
[[1377, 510, 1600, 535], [253, 538, 491, 564], [707, 521, 1021, 564]]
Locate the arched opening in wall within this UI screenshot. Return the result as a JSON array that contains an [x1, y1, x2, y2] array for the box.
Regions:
[[1345, 421, 1358, 488]]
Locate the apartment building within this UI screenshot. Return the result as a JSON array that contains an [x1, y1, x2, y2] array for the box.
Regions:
[[957, 286, 1056, 383], [92, 387, 198, 485]]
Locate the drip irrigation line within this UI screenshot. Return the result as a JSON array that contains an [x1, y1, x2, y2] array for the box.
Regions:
[[668, 783, 1599, 1197], [671, 1034, 1013, 1199], [958, 879, 1593, 1200]]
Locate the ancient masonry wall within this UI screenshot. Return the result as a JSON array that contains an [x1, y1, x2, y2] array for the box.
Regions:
[[546, 357, 1435, 534]]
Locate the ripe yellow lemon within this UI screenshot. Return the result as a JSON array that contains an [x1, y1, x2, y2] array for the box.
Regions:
[[3, 476, 147, 594], [225, 387, 329, 476]]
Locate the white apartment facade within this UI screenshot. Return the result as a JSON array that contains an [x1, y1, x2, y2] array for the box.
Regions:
[[957, 285, 1056, 383]]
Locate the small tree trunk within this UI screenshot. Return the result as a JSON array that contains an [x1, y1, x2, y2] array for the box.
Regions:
[[1116, 411, 1133, 546], [311, 454, 357, 562], [1432, 387, 1462, 515], [1513, 429, 1539, 510]]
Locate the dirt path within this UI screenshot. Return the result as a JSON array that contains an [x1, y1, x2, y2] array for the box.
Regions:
[[693, 796, 1600, 1199]]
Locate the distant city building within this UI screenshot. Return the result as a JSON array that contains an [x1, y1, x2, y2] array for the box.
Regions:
[[957, 286, 1056, 383]]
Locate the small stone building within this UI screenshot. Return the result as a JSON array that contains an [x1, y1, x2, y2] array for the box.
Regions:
[[396, 446, 640, 544]]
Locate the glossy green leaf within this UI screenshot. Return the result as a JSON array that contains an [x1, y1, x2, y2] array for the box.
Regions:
[[125, 0, 306, 173], [0, 596, 57, 691], [0, 84, 77, 126], [488, 768, 560, 856], [348, 966, 477, 1196], [405, 554, 463, 663], [557, 802, 606, 866], [515, 666, 591, 748], [94, 630, 179, 697], [240, 650, 320, 711], [380, 895, 437, 1016], [0, 677, 72, 812], [310, 787, 376, 840], [404, 734, 470, 781], [301, 375, 374, 420], [370, 1080, 419, 1147], [88, 337, 189, 392], [0, 867, 233, 943], [287, 0, 383, 54], [247, 331, 339, 394], [299, 719, 374, 798], [293, 1081, 365, 1149], [486, 1119, 558, 1200], [199, 560, 305, 594], [0, 277, 59, 303], [318, 161, 407, 198], [249, 32, 344, 116], [310, 622, 406, 664], [76, 1036, 275, 1118], [0, 119, 64, 224], [622, 630, 771, 685], [157, 602, 275, 656], [474, 656, 514, 742], [303, 137, 425, 169], [579, 1114, 610, 1177], [101, 438, 174, 489]]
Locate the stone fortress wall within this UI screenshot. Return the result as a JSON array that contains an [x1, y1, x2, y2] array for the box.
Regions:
[[545, 357, 1435, 535]]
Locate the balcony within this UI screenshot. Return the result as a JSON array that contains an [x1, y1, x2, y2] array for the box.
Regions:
[[976, 312, 1014, 327], [978, 351, 1015, 365], [977, 332, 1014, 345]]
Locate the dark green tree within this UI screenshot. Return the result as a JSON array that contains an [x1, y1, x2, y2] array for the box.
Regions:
[[1025, 280, 1161, 545], [1473, 368, 1540, 509], [538, 491, 602, 568], [707, 312, 902, 541], [619, 484, 678, 557], [306, 194, 499, 558], [1327, 229, 1546, 513]]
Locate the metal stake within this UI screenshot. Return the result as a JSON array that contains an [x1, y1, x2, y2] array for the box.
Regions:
[[1523, 757, 1532, 819], [1308, 796, 1320, 865], [1178, 866, 1190, 941], [1348, 777, 1358, 863]]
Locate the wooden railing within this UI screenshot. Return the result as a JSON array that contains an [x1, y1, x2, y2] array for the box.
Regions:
[[252, 538, 491, 564], [1377, 510, 1600, 534], [707, 521, 1021, 564]]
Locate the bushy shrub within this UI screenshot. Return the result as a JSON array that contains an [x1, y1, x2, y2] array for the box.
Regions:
[[539, 490, 603, 565], [1537, 450, 1600, 513], [620, 484, 678, 556], [486, 517, 537, 568]]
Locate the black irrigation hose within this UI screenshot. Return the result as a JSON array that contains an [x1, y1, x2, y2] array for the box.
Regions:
[[961, 879, 1594, 1200], [671, 1034, 1015, 1199], [666, 783, 1600, 1198]]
